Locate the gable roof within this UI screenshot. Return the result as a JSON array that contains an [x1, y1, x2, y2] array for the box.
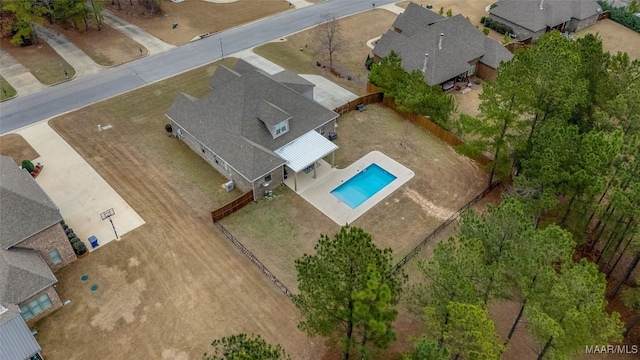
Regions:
[[167, 61, 339, 182], [374, 9, 514, 85], [489, 0, 602, 32], [0, 156, 62, 250], [0, 248, 57, 305]]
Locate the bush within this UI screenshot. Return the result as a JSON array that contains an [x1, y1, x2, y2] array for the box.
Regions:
[[165, 124, 173, 133], [21, 160, 35, 172], [483, 28, 491, 36], [480, 16, 486, 24], [365, 54, 374, 70], [598, 0, 640, 32], [483, 18, 513, 34], [73, 241, 87, 256], [62, 224, 69, 230], [67, 232, 75, 240], [70, 236, 82, 245]]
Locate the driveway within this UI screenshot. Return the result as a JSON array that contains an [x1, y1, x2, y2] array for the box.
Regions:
[[35, 24, 104, 77], [102, 10, 175, 55], [0, 48, 47, 96], [299, 74, 358, 110], [16, 123, 145, 251]]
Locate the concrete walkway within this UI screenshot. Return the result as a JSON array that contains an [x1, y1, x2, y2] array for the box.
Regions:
[[231, 48, 284, 74], [102, 10, 175, 55], [379, 3, 405, 15], [0, 48, 47, 96], [35, 24, 104, 77], [17, 122, 145, 251], [291, 0, 315, 9]]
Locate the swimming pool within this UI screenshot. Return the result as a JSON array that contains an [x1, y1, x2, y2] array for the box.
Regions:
[[331, 163, 397, 209]]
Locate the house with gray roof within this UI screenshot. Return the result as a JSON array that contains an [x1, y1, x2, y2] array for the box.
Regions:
[[167, 60, 340, 198], [488, 0, 602, 42], [373, 2, 514, 89]]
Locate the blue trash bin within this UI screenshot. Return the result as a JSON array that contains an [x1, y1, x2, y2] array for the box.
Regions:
[[88, 236, 99, 249]]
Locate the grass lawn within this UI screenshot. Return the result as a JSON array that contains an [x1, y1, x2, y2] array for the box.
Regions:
[[0, 76, 17, 100], [29, 56, 326, 359], [254, 9, 398, 95], [0, 39, 75, 85], [104, 0, 289, 45], [0, 133, 40, 163]]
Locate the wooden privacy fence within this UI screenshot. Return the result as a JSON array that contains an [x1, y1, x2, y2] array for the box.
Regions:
[[211, 190, 254, 222], [393, 181, 502, 272], [214, 221, 293, 298], [333, 92, 383, 115]]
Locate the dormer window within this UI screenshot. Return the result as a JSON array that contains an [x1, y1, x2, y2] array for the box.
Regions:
[[274, 120, 289, 137]]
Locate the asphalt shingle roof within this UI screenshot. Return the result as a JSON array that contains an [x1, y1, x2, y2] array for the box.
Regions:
[[167, 60, 338, 182], [374, 8, 513, 86], [489, 0, 602, 32], [0, 248, 56, 305], [0, 156, 62, 250]]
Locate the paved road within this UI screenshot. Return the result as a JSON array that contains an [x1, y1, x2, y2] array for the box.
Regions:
[[0, 0, 394, 134]]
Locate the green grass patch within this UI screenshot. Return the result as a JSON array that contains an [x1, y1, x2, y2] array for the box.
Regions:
[[0, 76, 17, 101]]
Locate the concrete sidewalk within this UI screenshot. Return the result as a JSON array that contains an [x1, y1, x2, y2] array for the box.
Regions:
[[231, 48, 285, 74], [17, 123, 145, 251], [299, 74, 358, 110], [102, 10, 174, 55], [35, 24, 104, 78], [0, 48, 47, 96]]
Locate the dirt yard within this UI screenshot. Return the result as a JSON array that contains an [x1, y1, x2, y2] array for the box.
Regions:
[[577, 18, 640, 60], [45, 22, 147, 66], [104, 0, 289, 45], [25, 58, 325, 360], [254, 9, 398, 95], [397, 0, 494, 25], [0, 133, 40, 164], [0, 38, 75, 85]]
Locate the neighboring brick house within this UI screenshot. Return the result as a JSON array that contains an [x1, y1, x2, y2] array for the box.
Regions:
[[0, 155, 75, 325], [488, 0, 602, 42], [166, 60, 340, 198], [373, 2, 514, 89]]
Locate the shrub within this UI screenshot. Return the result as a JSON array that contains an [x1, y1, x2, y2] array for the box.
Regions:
[[365, 54, 374, 70], [165, 124, 173, 133], [73, 241, 87, 255], [439, 6, 444, 15], [70, 237, 82, 245], [598, 0, 640, 33], [480, 16, 486, 24], [483, 28, 490, 36], [65, 227, 73, 235], [446, 8, 453, 17], [21, 160, 35, 172], [483, 18, 513, 34], [490, 3, 498, 9], [67, 232, 75, 240], [62, 224, 69, 230]]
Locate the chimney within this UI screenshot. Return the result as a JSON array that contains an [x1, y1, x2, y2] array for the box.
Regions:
[[438, 33, 444, 50], [422, 53, 429, 73], [539, 0, 544, 10]]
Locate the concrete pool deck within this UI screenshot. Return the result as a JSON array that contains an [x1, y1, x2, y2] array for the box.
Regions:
[[292, 151, 414, 225]]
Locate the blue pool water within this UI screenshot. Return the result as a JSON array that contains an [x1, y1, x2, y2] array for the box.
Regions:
[[331, 164, 397, 209]]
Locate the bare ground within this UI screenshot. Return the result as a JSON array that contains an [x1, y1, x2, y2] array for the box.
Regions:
[[576, 18, 640, 60], [28, 58, 325, 359], [0, 133, 40, 164], [104, 0, 289, 45], [254, 9, 398, 95], [0, 38, 75, 85], [45, 22, 146, 66]]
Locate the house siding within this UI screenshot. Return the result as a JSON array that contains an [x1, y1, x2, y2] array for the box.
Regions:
[[476, 62, 498, 81], [16, 223, 76, 272], [253, 166, 285, 200], [19, 286, 63, 325], [569, 14, 598, 32], [172, 120, 254, 193]]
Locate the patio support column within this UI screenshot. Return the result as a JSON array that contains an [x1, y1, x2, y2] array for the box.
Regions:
[[313, 163, 317, 179], [331, 152, 335, 168], [294, 172, 298, 191]]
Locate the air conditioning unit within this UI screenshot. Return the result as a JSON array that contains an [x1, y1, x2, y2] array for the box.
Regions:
[[224, 181, 234, 192]]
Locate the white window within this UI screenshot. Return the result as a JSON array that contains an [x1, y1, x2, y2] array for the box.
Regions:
[[49, 249, 62, 265], [319, 127, 326, 136], [20, 294, 53, 321], [274, 121, 289, 137]]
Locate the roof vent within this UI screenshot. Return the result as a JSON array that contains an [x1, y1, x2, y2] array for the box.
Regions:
[[438, 33, 444, 50], [422, 53, 429, 73], [539, 0, 544, 10]]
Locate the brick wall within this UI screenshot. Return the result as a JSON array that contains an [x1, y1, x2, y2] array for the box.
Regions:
[[569, 14, 598, 32], [19, 285, 63, 324], [17, 223, 76, 272], [475, 62, 498, 81]]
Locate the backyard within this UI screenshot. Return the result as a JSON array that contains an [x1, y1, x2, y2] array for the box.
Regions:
[[24, 57, 326, 359], [577, 18, 640, 60]]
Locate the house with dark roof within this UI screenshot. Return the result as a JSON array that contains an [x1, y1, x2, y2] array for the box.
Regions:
[[373, 2, 514, 89], [0, 156, 76, 358], [488, 0, 602, 42], [0, 156, 75, 321], [166, 60, 340, 198]]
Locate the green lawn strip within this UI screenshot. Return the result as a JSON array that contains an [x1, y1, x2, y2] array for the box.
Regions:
[[0, 76, 17, 100]]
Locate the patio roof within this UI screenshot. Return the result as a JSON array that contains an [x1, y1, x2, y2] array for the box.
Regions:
[[274, 131, 338, 173]]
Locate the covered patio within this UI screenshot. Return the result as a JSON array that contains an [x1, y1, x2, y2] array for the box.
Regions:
[[275, 130, 338, 192]]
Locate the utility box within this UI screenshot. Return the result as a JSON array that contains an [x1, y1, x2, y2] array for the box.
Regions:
[[224, 181, 234, 192]]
